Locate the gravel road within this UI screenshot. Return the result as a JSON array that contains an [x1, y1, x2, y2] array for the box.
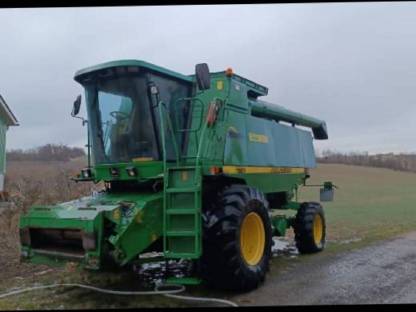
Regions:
[[232, 231, 416, 305]]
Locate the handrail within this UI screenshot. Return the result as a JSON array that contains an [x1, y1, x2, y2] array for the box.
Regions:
[[174, 97, 204, 133], [157, 101, 180, 166], [157, 97, 222, 167], [194, 98, 224, 166], [195, 117, 209, 166], [157, 101, 168, 171], [189, 97, 224, 166]]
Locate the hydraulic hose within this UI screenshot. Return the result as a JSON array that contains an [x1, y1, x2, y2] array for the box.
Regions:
[[0, 283, 238, 307]]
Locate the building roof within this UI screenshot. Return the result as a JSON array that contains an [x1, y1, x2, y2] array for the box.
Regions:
[[0, 95, 18, 126]]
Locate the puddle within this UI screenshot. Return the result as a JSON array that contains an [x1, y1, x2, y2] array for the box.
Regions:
[[271, 237, 299, 257], [337, 238, 363, 245]]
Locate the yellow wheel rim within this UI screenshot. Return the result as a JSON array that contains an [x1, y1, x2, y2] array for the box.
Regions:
[[240, 212, 265, 266], [313, 214, 323, 245]]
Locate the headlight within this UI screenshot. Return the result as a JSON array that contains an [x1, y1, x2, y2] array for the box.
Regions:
[[126, 167, 138, 177], [110, 167, 119, 177], [81, 168, 92, 179]]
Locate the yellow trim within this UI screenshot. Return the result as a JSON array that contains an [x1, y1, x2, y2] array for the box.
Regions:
[[248, 132, 269, 143], [132, 157, 154, 162], [151, 233, 158, 242], [240, 212, 265, 266], [181, 171, 189, 181], [216, 80, 224, 90], [135, 211, 144, 224], [313, 214, 323, 245], [223, 166, 305, 175], [112, 209, 121, 221]]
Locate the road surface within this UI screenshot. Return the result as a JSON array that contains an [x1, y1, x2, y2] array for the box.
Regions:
[[231, 231, 416, 305]]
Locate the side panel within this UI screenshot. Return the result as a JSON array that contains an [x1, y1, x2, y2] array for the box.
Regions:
[[110, 194, 163, 265], [224, 114, 316, 168], [222, 112, 314, 193]]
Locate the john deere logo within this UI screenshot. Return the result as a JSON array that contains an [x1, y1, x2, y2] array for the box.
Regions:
[[248, 132, 269, 143]]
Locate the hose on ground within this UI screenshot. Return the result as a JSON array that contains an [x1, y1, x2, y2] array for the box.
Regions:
[[0, 283, 238, 307], [163, 293, 238, 307]]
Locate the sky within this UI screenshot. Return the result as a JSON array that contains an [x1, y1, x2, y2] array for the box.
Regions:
[[1, 2, 416, 155]]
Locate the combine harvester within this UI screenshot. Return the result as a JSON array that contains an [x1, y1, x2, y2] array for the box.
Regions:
[[19, 60, 334, 290]]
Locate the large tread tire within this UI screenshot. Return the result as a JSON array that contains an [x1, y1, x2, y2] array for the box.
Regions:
[[294, 202, 326, 254], [200, 184, 272, 291]]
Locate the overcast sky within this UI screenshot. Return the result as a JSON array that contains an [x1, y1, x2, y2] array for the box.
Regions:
[[1, 3, 416, 155]]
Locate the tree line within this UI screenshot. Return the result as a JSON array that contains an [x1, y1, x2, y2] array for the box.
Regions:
[[317, 150, 416, 173], [7, 144, 85, 162]]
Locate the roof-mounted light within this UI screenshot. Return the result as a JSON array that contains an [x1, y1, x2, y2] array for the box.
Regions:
[[225, 67, 234, 77]]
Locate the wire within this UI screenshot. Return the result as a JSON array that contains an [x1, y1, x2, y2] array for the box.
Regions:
[[0, 283, 184, 298], [164, 294, 238, 307], [0, 283, 238, 307], [155, 284, 238, 307]]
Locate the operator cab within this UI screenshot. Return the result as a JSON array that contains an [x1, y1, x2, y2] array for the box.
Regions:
[[74, 60, 195, 166]]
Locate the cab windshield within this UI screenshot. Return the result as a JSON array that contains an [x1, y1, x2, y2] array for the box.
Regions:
[[86, 75, 159, 164], [83, 69, 192, 165]]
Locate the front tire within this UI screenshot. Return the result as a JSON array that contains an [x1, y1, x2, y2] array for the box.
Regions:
[[200, 184, 272, 291]]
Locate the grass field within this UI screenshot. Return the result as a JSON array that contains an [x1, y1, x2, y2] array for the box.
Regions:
[[299, 164, 416, 249], [1, 162, 416, 308]]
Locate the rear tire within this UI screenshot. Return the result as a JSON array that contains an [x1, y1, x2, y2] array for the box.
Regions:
[[294, 202, 326, 254], [200, 184, 272, 291]]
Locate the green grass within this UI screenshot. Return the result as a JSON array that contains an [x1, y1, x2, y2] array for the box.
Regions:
[[299, 164, 416, 244]]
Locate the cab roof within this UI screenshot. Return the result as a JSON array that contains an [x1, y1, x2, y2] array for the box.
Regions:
[[74, 59, 193, 83], [74, 59, 269, 97]]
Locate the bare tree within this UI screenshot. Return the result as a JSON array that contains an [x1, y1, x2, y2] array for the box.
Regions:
[[317, 150, 416, 173]]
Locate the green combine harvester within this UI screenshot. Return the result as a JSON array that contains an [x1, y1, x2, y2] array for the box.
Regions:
[[19, 60, 334, 290]]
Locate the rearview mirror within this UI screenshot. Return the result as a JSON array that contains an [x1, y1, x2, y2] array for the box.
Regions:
[[72, 95, 82, 116], [195, 63, 211, 90]]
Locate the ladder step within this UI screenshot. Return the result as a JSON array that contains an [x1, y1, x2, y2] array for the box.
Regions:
[[164, 252, 199, 259], [168, 166, 197, 171], [165, 277, 202, 285], [163, 165, 202, 259], [166, 209, 199, 215], [166, 230, 197, 237], [166, 187, 200, 193]]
